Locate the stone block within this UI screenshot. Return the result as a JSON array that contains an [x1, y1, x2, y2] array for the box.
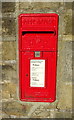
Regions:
[[31, 105, 50, 118], [2, 63, 17, 83], [64, 14, 72, 35], [32, 110, 50, 118], [65, 2, 72, 9], [2, 63, 17, 100], [55, 111, 72, 119], [73, 12, 74, 36], [57, 41, 72, 83], [62, 41, 72, 82], [2, 91, 10, 99], [2, 82, 16, 99], [56, 41, 72, 110], [19, 2, 61, 12], [72, 2, 74, 10], [2, 41, 16, 60], [0, 17, 2, 35], [2, 112, 10, 118], [0, 42, 2, 61], [2, 101, 32, 117], [57, 83, 72, 110], [2, 17, 16, 36], [2, 2, 15, 13], [62, 35, 72, 41], [49, 109, 72, 118]]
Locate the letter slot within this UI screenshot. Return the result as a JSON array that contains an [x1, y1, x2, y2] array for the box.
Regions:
[[22, 31, 56, 35]]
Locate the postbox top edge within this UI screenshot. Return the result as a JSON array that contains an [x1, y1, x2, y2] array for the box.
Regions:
[[18, 13, 59, 18]]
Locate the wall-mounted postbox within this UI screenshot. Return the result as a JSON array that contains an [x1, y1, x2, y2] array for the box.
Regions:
[[19, 13, 59, 102]]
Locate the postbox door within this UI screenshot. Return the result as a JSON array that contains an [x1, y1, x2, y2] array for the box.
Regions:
[[19, 51, 57, 102]]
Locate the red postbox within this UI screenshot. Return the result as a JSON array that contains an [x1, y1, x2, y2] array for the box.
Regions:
[[18, 13, 59, 102]]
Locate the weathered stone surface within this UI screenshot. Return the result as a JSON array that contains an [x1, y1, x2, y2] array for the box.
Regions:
[[72, 2, 74, 10], [64, 14, 72, 35], [49, 109, 72, 118], [73, 19, 74, 36], [62, 35, 72, 41], [62, 41, 72, 82], [19, 2, 61, 12], [65, 2, 72, 9], [57, 41, 72, 83], [32, 110, 50, 118], [56, 41, 72, 110], [2, 64, 16, 100], [57, 83, 72, 110], [2, 82, 16, 99], [0, 110, 2, 119], [2, 90, 10, 99], [2, 2, 15, 13], [2, 41, 16, 60], [31, 105, 50, 118], [0, 42, 2, 61], [60, 3, 72, 36], [2, 13, 16, 19], [2, 63, 17, 83], [2, 17, 16, 36], [2, 112, 10, 118], [45, 101, 58, 109], [0, 17, 2, 35], [2, 101, 32, 117]]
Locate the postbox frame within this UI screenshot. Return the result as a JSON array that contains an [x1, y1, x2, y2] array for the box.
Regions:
[[18, 13, 59, 102]]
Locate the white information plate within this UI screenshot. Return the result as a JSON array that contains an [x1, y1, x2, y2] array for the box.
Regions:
[[30, 60, 45, 87]]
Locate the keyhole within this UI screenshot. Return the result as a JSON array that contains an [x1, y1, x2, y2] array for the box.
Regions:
[[26, 74, 28, 76]]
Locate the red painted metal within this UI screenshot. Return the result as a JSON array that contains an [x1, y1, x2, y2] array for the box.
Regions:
[[18, 13, 59, 102]]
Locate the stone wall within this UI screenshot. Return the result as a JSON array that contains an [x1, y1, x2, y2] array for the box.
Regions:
[[0, 1, 73, 119]]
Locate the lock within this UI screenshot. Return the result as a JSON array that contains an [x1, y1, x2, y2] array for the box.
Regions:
[[19, 13, 59, 102], [35, 51, 40, 57]]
